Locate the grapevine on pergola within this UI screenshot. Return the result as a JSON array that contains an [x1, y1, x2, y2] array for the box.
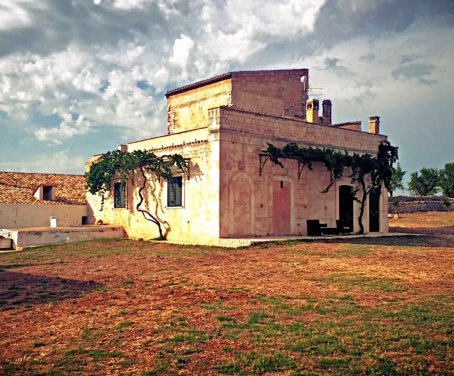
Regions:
[[264, 140, 398, 234]]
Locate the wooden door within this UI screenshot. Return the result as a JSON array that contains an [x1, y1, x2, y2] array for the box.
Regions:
[[272, 180, 291, 234]]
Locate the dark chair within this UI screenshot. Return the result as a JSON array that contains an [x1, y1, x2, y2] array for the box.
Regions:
[[336, 220, 351, 234], [307, 220, 322, 236]]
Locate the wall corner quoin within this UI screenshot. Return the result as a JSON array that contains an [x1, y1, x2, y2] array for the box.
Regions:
[[208, 107, 221, 130]]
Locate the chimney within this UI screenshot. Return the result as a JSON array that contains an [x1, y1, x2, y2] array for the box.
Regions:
[[368, 116, 380, 134], [118, 144, 128, 152], [306, 99, 319, 123], [322, 99, 332, 125]]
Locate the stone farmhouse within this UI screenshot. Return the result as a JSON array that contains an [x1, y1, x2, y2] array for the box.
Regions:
[[87, 69, 388, 245], [0, 171, 87, 228]]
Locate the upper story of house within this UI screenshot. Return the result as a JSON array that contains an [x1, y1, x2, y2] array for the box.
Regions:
[[126, 69, 385, 155], [164, 68, 381, 134], [0, 172, 86, 206], [165, 69, 310, 134]]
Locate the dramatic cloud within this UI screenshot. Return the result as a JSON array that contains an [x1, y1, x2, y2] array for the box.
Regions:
[[35, 114, 92, 144], [0, 0, 327, 144], [169, 34, 195, 68], [312, 0, 454, 50], [0, 1, 35, 31], [391, 62, 437, 85], [0, 150, 86, 174], [323, 57, 355, 78], [0, 0, 453, 178]]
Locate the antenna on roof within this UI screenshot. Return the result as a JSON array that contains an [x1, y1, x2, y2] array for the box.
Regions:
[[300, 75, 323, 97], [308, 87, 323, 97]]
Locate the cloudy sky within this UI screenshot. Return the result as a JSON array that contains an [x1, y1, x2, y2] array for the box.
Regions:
[[0, 0, 453, 186]]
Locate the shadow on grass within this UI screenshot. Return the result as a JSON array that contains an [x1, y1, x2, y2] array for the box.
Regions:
[[0, 270, 101, 311], [0, 262, 64, 270], [326, 235, 428, 247], [271, 235, 428, 248], [273, 227, 452, 248], [328, 232, 453, 248], [324, 234, 454, 248], [390, 225, 454, 235]]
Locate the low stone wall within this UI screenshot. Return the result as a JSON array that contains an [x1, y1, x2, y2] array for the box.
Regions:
[[0, 226, 125, 250], [389, 196, 454, 214]]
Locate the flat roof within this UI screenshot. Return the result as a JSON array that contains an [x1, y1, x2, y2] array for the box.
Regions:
[[165, 72, 232, 98], [165, 68, 308, 98]]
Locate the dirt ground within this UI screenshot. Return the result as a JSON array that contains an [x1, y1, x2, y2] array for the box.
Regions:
[[0, 212, 453, 375]]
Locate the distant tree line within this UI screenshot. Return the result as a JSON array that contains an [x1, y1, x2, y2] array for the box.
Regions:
[[390, 162, 454, 198]]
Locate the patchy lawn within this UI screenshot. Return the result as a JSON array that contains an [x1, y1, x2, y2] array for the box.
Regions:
[[0, 213, 453, 375], [390, 211, 454, 231]]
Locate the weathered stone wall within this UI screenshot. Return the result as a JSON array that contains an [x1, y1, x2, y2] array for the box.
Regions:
[[87, 127, 222, 244], [389, 196, 454, 213], [165, 69, 309, 135], [219, 106, 389, 237], [0, 203, 87, 228], [231, 69, 308, 118], [127, 127, 209, 151], [166, 79, 232, 134], [219, 106, 386, 154], [1, 226, 124, 250]]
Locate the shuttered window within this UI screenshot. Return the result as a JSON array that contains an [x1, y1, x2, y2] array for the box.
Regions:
[[167, 176, 182, 207], [114, 182, 125, 208]]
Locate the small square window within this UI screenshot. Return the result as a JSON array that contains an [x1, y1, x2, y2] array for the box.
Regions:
[[114, 182, 125, 208], [43, 186, 54, 200], [167, 176, 182, 207]]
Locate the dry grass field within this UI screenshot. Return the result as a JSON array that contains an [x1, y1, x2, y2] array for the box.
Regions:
[[0, 212, 453, 375]]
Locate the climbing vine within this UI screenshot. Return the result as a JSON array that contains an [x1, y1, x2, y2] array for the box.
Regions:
[[264, 140, 398, 234], [86, 149, 188, 239]]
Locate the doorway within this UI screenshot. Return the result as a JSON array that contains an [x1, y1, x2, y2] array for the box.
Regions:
[[339, 185, 353, 232], [369, 188, 380, 232]]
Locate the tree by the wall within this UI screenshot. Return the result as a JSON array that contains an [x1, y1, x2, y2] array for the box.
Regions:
[[264, 140, 398, 234], [408, 168, 440, 196], [388, 162, 406, 196], [86, 149, 187, 239], [439, 162, 454, 198]]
